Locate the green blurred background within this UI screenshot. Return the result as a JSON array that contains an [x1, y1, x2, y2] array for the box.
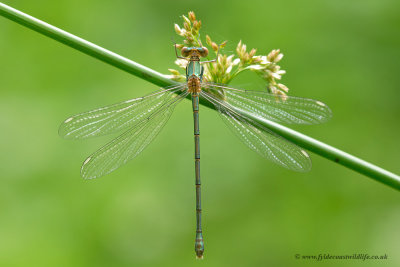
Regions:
[[1, 0, 399, 266]]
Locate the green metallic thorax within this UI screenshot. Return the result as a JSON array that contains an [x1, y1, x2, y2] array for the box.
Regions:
[[186, 60, 204, 82]]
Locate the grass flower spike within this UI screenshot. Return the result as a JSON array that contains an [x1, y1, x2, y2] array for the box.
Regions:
[[168, 11, 290, 98]]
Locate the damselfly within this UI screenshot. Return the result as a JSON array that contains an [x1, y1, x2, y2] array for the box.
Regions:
[[59, 45, 332, 259]]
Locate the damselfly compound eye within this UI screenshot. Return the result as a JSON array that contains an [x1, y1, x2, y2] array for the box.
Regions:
[[199, 47, 209, 57], [181, 47, 190, 57]]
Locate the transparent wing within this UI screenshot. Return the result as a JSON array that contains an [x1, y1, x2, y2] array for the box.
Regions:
[[81, 91, 189, 179], [204, 83, 332, 125], [201, 90, 311, 172], [59, 84, 186, 139]]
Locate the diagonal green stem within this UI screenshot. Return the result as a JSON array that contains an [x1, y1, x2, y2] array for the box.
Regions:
[[0, 3, 176, 88], [1, 2, 399, 190]]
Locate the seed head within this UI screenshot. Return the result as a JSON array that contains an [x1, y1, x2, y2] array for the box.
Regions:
[[206, 35, 212, 46], [211, 42, 219, 52], [183, 22, 190, 31], [188, 11, 196, 22], [182, 15, 191, 26], [168, 69, 181, 75], [193, 21, 199, 31], [170, 12, 290, 100], [220, 40, 227, 49], [277, 83, 289, 92], [174, 24, 182, 36], [267, 49, 283, 63]]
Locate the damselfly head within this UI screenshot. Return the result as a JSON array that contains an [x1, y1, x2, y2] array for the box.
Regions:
[[181, 47, 209, 58]]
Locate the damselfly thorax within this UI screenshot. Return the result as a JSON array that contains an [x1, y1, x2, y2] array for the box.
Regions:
[[180, 46, 209, 94]]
